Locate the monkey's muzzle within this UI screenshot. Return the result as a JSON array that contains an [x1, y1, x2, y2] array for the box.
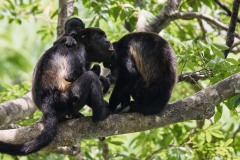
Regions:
[[108, 43, 114, 51]]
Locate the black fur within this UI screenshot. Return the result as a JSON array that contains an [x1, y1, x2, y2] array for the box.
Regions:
[[0, 28, 113, 155], [54, 17, 85, 46], [54, 17, 111, 94], [104, 32, 177, 115]]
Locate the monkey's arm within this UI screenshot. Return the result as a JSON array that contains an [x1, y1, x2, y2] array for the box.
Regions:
[[99, 76, 110, 94], [53, 36, 77, 47], [90, 64, 111, 94], [109, 58, 138, 111]]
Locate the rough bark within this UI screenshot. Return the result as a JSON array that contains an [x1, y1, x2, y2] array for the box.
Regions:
[[0, 73, 239, 151], [57, 0, 75, 37], [136, 10, 149, 32], [0, 92, 36, 129], [145, 0, 182, 32], [143, 0, 240, 40]]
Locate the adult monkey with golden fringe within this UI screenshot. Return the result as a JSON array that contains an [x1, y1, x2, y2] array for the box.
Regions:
[[0, 27, 113, 155], [104, 32, 177, 115], [54, 17, 111, 94]]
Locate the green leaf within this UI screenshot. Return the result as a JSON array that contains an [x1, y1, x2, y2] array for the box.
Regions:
[[50, 9, 58, 19], [211, 45, 224, 58], [85, 151, 94, 160], [208, 123, 223, 130], [108, 141, 124, 145], [226, 58, 239, 65], [206, 36, 211, 44], [205, 131, 212, 143], [202, 123, 211, 130], [6, 0, 15, 10], [209, 130, 224, 138], [213, 43, 229, 50], [214, 110, 222, 123], [224, 139, 233, 147]]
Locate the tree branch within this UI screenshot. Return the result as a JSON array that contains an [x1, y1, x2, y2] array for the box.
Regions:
[[214, 0, 240, 23], [136, 10, 149, 32], [173, 12, 240, 39], [0, 73, 239, 152], [178, 69, 212, 83], [223, 0, 240, 58], [144, 0, 240, 40], [0, 92, 36, 129], [57, 0, 75, 37], [145, 0, 182, 32]]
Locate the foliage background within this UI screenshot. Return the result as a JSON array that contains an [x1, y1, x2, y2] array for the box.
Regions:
[[0, 0, 239, 159]]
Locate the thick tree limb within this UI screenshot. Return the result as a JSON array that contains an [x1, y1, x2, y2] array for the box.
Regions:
[[145, 0, 182, 32], [57, 0, 75, 37], [0, 73, 239, 152], [144, 0, 240, 40], [223, 0, 240, 58], [0, 92, 36, 129], [136, 10, 149, 32]]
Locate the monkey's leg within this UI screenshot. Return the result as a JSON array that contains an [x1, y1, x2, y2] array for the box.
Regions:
[[68, 71, 110, 121], [130, 89, 171, 115]]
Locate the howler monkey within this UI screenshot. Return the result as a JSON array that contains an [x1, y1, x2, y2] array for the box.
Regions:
[[54, 17, 111, 94], [0, 28, 113, 155], [104, 32, 177, 115]]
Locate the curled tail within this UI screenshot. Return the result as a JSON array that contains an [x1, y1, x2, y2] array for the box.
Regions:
[[0, 100, 58, 156]]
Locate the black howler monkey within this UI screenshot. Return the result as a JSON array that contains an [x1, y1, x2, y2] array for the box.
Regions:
[[0, 28, 113, 155], [104, 32, 177, 115], [54, 17, 111, 94]]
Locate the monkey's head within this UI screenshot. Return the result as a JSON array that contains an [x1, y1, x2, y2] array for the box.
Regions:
[[76, 28, 114, 63], [65, 17, 85, 35]]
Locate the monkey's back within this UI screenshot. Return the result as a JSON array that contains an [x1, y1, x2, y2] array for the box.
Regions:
[[117, 32, 177, 87], [31, 44, 85, 109]]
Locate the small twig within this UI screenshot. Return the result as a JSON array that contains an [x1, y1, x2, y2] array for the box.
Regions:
[[99, 137, 110, 160], [173, 21, 186, 35], [232, 125, 240, 140], [173, 12, 240, 39], [180, 58, 188, 76], [214, 0, 240, 23], [223, 0, 240, 58], [194, 18, 206, 42], [231, 41, 240, 49], [178, 68, 213, 83], [124, 20, 134, 32], [145, 145, 175, 160]]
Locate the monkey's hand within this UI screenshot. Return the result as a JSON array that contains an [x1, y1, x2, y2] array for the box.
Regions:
[[100, 76, 110, 94], [99, 76, 111, 94], [90, 65, 111, 94], [90, 64, 101, 76], [65, 36, 77, 47]]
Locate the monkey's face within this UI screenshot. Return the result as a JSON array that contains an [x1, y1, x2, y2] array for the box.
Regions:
[[88, 30, 114, 62]]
